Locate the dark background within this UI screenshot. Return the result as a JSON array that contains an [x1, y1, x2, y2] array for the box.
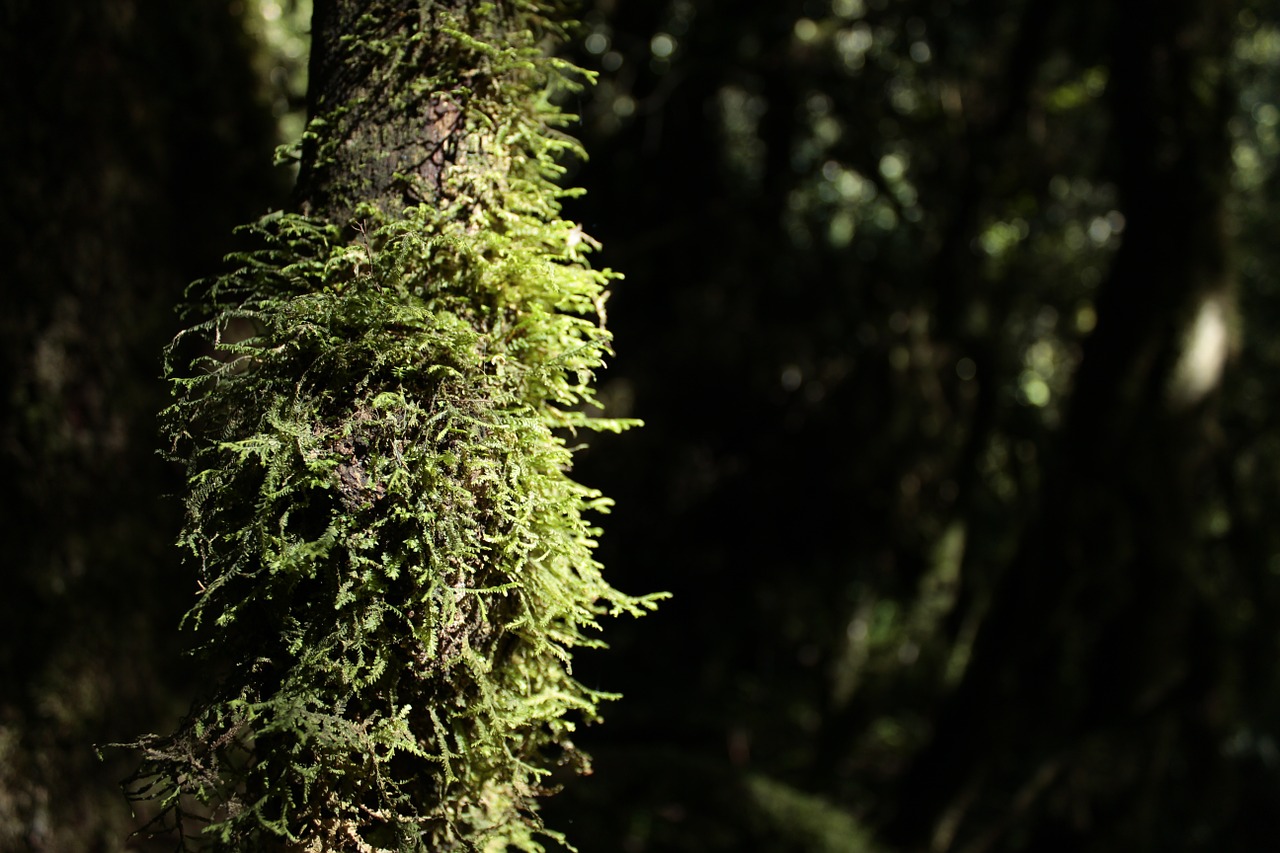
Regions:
[[5, 0, 1280, 850]]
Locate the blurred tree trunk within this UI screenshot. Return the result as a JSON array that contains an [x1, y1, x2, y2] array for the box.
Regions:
[[0, 1, 285, 849], [888, 1, 1238, 849]]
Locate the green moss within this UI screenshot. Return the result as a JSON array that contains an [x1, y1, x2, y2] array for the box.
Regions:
[[124, 4, 662, 850]]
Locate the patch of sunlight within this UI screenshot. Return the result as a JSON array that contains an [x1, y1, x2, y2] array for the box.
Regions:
[[1019, 372, 1051, 407], [650, 32, 676, 58], [1046, 66, 1108, 112], [746, 774, 880, 853], [836, 25, 873, 71], [978, 218, 1028, 257], [828, 211, 856, 246], [879, 152, 906, 182], [1075, 302, 1097, 334], [794, 18, 820, 43], [833, 0, 866, 19], [1169, 293, 1234, 407]]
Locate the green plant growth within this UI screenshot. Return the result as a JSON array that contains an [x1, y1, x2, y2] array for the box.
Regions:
[[123, 3, 661, 850]]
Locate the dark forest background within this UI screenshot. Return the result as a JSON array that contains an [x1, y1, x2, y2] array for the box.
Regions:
[[5, 0, 1280, 850]]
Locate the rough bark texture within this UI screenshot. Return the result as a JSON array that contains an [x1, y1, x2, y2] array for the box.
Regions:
[[123, 3, 652, 850], [295, 0, 469, 224]]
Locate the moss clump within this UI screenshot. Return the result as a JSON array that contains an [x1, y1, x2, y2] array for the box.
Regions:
[[125, 4, 662, 851]]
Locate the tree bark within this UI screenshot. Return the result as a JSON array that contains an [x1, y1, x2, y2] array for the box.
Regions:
[[295, 0, 468, 223], [125, 3, 652, 850]]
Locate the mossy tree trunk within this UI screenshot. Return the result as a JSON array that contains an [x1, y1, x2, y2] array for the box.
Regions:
[[126, 2, 659, 851], [295, 0, 463, 224]]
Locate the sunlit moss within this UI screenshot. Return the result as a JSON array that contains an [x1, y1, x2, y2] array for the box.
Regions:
[[124, 5, 663, 850]]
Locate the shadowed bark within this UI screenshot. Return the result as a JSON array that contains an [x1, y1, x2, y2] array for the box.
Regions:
[[295, 0, 471, 224]]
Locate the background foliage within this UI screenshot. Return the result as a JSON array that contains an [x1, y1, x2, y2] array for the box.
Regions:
[[4, 0, 1280, 851], [0, 1, 288, 848]]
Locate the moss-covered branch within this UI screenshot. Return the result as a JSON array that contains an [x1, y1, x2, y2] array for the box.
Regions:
[[124, 3, 661, 850]]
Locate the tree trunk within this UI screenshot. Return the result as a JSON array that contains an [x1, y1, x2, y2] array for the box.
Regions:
[[124, 3, 657, 850], [887, 1, 1237, 849], [0, 2, 285, 848], [295, 0, 465, 224]]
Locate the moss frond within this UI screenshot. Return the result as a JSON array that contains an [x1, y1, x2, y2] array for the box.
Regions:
[[125, 4, 661, 850]]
